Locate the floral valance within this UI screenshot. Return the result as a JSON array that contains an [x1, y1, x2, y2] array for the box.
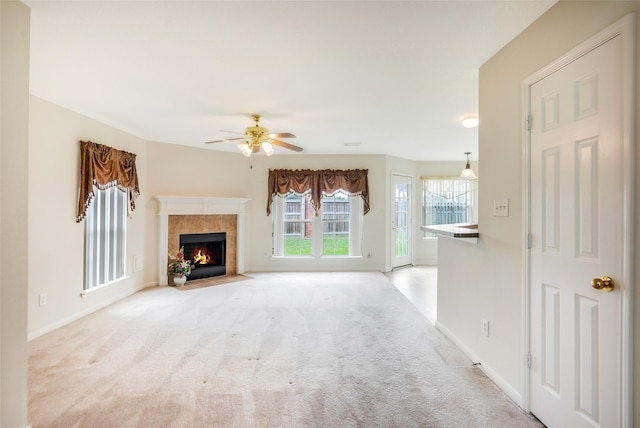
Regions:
[[267, 169, 369, 216], [76, 140, 140, 222]]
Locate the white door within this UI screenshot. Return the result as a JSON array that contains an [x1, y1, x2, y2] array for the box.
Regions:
[[391, 174, 411, 268], [529, 32, 626, 427]]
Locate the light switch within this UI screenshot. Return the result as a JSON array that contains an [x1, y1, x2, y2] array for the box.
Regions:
[[493, 199, 509, 217]]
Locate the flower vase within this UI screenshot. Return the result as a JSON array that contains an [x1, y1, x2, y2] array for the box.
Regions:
[[173, 275, 187, 287]]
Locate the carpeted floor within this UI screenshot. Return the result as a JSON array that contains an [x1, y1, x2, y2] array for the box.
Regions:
[[28, 271, 542, 427]]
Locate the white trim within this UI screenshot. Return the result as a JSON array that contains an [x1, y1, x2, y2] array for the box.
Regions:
[[154, 196, 251, 286], [390, 172, 414, 268], [29, 284, 139, 341], [80, 276, 128, 297], [436, 321, 523, 407], [619, 15, 636, 428], [521, 79, 532, 412], [521, 12, 635, 426]]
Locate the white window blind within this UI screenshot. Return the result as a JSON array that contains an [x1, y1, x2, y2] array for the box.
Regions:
[[422, 177, 474, 237], [85, 186, 126, 290]]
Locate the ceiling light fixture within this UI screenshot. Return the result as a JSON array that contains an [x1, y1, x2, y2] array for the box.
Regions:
[[462, 116, 479, 128], [235, 115, 280, 158], [207, 114, 302, 158], [459, 152, 478, 179], [237, 135, 275, 157]]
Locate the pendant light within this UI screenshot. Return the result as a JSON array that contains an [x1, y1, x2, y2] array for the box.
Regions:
[[459, 152, 478, 179]]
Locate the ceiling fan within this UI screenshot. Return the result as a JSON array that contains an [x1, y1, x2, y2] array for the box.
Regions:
[[205, 114, 303, 157]]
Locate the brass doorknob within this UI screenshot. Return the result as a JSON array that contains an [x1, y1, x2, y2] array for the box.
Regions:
[[591, 276, 614, 292]]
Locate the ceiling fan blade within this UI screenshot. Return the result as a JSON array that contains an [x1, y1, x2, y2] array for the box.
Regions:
[[205, 137, 246, 144], [271, 139, 303, 152], [220, 130, 246, 136], [270, 132, 296, 139]]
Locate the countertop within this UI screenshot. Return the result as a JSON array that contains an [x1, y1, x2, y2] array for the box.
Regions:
[[421, 223, 479, 239]]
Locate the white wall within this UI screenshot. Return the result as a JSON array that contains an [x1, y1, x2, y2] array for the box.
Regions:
[[436, 1, 640, 418], [28, 96, 148, 339], [1, 2, 30, 426]]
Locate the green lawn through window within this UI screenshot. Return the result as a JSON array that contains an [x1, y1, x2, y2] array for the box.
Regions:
[[284, 235, 349, 256]]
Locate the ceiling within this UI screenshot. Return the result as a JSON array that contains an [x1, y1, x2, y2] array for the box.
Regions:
[[25, 1, 555, 161]]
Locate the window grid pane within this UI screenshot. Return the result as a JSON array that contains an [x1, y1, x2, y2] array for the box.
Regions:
[[394, 183, 409, 257], [283, 193, 313, 256], [273, 191, 361, 257], [322, 193, 350, 255]]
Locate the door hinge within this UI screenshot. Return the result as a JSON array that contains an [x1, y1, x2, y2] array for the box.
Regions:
[[527, 352, 532, 369], [527, 114, 533, 131], [527, 233, 533, 249]]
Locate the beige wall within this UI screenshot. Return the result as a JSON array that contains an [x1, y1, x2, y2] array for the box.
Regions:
[[28, 96, 148, 338], [437, 0, 640, 421], [28, 99, 422, 337], [143, 145, 466, 280], [144, 142, 400, 277], [1, 2, 30, 426], [143, 141, 250, 286], [23, 1, 640, 424]]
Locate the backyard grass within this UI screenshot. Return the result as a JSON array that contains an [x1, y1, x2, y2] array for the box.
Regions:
[[285, 235, 349, 255]]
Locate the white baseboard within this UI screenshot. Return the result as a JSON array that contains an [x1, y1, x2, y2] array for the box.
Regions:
[[413, 258, 437, 266], [28, 284, 143, 341], [435, 320, 523, 408]]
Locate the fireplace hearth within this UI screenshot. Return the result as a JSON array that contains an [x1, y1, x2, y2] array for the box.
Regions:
[[180, 232, 226, 280]]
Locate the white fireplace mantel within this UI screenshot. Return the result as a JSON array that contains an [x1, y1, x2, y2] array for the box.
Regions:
[[155, 196, 250, 285]]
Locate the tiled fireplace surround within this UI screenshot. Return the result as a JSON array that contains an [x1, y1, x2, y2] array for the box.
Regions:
[[155, 196, 250, 286]]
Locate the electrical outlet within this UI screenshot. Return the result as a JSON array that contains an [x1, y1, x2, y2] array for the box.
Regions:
[[482, 319, 489, 337], [39, 293, 47, 307], [133, 254, 144, 272]]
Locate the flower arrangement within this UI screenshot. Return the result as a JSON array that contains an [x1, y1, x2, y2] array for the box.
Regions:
[[168, 247, 191, 277]]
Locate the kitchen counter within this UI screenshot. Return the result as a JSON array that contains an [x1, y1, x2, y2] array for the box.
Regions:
[[421, 223, 478, 242]]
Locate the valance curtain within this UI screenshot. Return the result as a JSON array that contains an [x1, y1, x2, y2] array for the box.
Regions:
[[76, 140, 140, 222], [267, 169, 369, 216]]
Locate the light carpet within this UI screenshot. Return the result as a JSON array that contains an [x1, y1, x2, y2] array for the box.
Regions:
[[28, 272, 542, 427]]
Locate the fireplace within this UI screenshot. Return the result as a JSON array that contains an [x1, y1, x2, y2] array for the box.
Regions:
[[155, 196, 249, 286], [180, 232, 226, 280]]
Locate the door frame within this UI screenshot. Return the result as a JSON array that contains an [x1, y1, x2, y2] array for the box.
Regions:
[[390, 172, 413, 269], [521, 13, 635, 425]]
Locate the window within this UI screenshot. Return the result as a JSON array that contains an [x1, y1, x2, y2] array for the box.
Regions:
[[422, 177, 474, 237], [84, 186, 127, 290], [322, 192, 350, 255], [272, 191, 363, 257], [283, 192, 314, 256]]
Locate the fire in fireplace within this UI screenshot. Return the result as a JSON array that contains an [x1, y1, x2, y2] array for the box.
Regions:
[[179, 232, 226, 280]]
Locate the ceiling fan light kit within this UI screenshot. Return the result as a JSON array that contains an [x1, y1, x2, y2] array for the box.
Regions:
[[206, 114, 302, 158]]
